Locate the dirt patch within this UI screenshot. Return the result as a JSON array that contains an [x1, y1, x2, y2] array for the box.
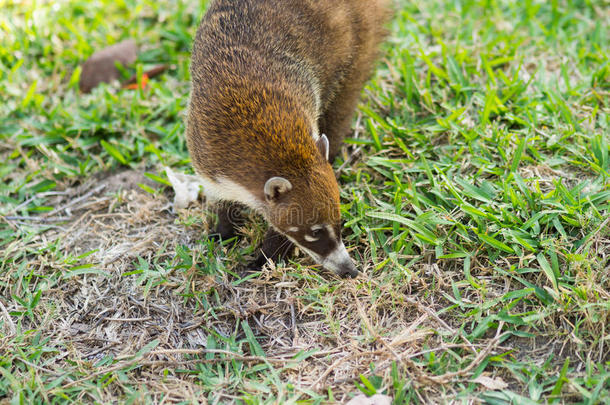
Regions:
[[94, 168, 159, 194]]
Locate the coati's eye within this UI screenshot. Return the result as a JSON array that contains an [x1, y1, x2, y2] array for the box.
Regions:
[[304, 226, 324, 242]]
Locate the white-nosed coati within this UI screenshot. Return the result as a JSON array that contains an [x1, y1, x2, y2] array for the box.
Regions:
[[187, 0, 391, 277]]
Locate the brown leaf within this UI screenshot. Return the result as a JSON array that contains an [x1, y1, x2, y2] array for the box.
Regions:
[[79, 39, 137, 93]]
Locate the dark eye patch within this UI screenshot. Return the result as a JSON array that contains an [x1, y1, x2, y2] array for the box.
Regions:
[[305, 232, 337, 257], [303, 226, 325, 242]]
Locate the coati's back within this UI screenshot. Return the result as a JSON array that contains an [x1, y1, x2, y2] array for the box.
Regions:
[[186, 0, 390, 276], [187, 0, 390, 187]]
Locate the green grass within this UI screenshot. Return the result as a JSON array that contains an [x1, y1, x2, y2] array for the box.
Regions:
[[1, 0, 609, 403]]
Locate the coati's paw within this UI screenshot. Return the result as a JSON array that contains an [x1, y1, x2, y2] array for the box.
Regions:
[[250, 252, 270, 271], [209, 203, 244, 241], [236, 229, 295, 274], [210, 221, 238, 241], [241, 250, 282, 274], [236, 263, 262, 278], [259, 228, 295, 264]]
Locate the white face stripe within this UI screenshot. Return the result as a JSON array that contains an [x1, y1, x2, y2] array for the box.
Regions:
[[305, 224, 326, 242], [325, 224, 335, 240], [288, 227, 299, 233]]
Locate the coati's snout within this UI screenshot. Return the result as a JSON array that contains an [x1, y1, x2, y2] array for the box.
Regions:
[[282, 220, 359, 278], [262, 136, 359, 278]]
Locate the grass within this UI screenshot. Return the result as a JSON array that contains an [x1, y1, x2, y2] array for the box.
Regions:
[[1, 0, 609, 403]]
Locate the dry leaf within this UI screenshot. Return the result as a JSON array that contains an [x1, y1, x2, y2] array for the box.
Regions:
[[80, 39, 137, 93], [471, 375, 508, 390], [390, 327, 433, 346]]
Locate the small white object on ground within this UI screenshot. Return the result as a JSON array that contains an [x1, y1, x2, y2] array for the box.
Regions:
[[471, 375, 508, 390], [165, 167, 205, 209]]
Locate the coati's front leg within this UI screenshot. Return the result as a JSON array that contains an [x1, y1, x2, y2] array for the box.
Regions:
[[250, 228, 295, 270], [211, 202, 244, 240], [213, 205, 295, 271]]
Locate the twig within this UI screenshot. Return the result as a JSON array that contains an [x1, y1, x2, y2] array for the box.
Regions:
[[84, 343, 119, 359], [123, 65, 168, 86], [16, 358, 65, 377], [406, 297, 456, 335], [201, 348, 297, 364], [3, 215, 73, 223], [9, 190, 70, 214], [43, 184, 106, 218], [105, 316, 152, 322], [3, 185, 104, 222], [0, 299, 16, 335], [336, 146, 363, 175], [290, 301, 299, 346]]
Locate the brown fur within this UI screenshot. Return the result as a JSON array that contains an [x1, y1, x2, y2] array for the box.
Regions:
[[187, 0, 391, 273]]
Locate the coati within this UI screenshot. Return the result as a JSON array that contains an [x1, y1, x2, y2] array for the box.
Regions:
[[186, 0, 391, 277]]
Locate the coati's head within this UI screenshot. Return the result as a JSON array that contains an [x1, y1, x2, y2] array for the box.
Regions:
[[262, 135, 358, 278]]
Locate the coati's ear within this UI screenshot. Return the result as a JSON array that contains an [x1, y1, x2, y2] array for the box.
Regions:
[[316, 134, 329, 161], [264, 177, 292, 202]]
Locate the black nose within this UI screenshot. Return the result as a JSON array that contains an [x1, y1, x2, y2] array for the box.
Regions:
[[338, 261, 359, 278]]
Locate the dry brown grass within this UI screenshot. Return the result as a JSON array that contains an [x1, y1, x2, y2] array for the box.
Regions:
[[3, 168, 606, 403]]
